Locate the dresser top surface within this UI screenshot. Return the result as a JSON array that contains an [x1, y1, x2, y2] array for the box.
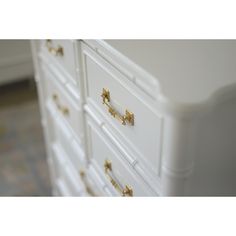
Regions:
[[104, 40, 236, 105]]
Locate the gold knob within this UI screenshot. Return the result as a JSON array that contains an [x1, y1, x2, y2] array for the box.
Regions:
[[46, 40, 63, 56], [52, 94, 58, 101], [61, 107, 69, 115], [104, 159, 112, 172], [79, 170, 96, 196], [52, 94, 69, 116], [122, 185, 133, 197]]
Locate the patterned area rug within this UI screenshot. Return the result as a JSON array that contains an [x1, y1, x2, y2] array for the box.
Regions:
[[0, 100, 52, 196]]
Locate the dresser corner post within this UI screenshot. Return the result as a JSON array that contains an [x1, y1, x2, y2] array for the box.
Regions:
[[160, 116, 197, 196]]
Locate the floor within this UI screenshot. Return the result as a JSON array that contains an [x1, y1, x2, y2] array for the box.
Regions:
[[0, 80, 52, 196]]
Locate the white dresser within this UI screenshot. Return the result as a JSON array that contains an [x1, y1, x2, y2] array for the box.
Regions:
[[31, 40, 236, 196]]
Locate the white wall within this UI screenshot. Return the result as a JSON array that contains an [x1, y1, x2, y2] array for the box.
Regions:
[[0, 40, 33, 85]]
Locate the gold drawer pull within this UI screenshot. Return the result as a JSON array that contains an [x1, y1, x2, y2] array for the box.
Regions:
[[101, 88, 134, 126], [46, 40, 63, 56], [104, 160, 133, 197], [79, 170, 96, 196], [52, 94, 69, 116]]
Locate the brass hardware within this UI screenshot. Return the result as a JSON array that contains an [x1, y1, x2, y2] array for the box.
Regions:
[[52, 94, 58, 101], [61, 107, 69, 115], [122, 185, 133, 196], [101, 88, 134, 126], [52, 94, 69, 116], [79, 170, 96, 196], [104, 159, 133, 197], [46, 40, 63, 56]]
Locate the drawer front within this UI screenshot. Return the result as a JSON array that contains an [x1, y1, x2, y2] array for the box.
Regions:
[[82, 43, 163, 177], [51, 143, 84, 196], [55, 179, 71, 196], [42, 64, 84, 141], [52, 141, 106, 197], [78, 167, 108, 197], [49, 150, 72, 197], [40, 40, 77, 84], [53, 113, 86, 170], [86, 115, 157, 196]]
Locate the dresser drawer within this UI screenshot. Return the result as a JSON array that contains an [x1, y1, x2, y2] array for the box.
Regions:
[[52, 140, 105, 197], [82, 43, 163, 178], [43, 65, 84, 141], [78, 167, 109, 196], [51, 143, 85, 196], [53, 113, 86, 170], [40, 40, 78, 84], [86, 115, 157, 196], [55, 179, 71, 196], [48, 151, 72, 197]]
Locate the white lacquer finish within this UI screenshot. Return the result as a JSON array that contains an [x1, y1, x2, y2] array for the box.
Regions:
[[40, 40, 78, 86], [31, 39, 236, 196], [86, 113, 156, 196], [82, 44, 163, 177]]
